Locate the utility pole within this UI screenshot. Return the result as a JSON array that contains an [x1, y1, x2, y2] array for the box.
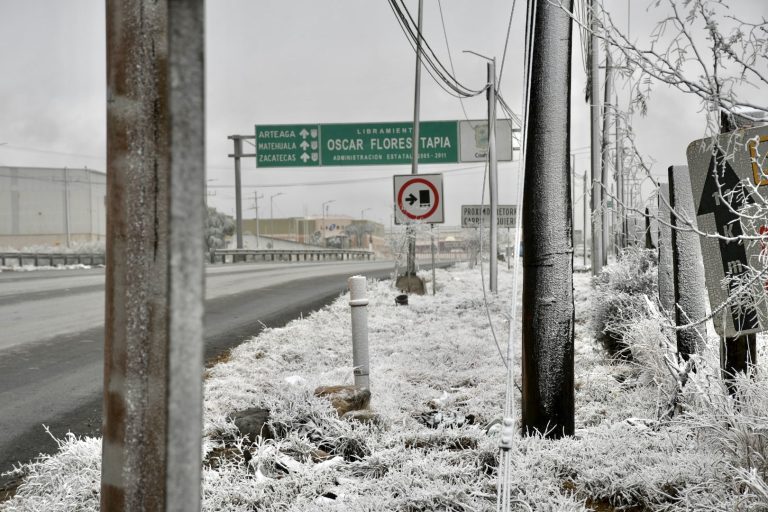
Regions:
[[406, 0, 424, 277], [103, 1, 205, 510], [583, 172, 588, 267], [270, 192, 284, 241], [571, 154, 576, 249], [488, 58, 499, 293], [615, 97, 624, 249], [63, 167, 71, 248], [589, 0, 602, 275], [521, 0, 575, 438], [254, 192, 263, 248], [601, 49, 613, 264]]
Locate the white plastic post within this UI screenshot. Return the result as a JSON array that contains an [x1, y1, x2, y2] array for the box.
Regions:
[[348, 275, 370, 389]]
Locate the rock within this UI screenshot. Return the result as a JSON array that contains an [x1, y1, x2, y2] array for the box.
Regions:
[[310, 449, 333, 463], [395, 274, 425, 295], [314, 385, 370, 416], [230, 407, 275, 441], [341, 410, 382, 426]]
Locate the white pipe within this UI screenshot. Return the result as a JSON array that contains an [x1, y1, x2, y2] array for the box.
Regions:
[[348, 275, 370, 389]]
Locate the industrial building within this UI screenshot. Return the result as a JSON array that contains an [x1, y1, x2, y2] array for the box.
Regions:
[[0, 166, 106, 249]]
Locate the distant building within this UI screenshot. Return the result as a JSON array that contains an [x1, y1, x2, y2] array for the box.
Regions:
[[240, 216, 386, 251], [0, 166, 106, 248]]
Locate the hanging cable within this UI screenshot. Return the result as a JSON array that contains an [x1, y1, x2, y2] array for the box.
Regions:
[[387, 0, 485, 98], [497, 0, 536, 509]]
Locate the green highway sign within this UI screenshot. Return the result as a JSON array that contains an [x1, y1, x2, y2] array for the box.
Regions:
[[255, 124, 320, 167], [255, 120, 517, 168]]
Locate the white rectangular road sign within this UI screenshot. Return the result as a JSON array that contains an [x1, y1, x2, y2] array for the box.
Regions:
[[393, 173, 444, 225], [686, 124, 768, 337], [458, 120, 518, 162], [461, 204, 518, 228]]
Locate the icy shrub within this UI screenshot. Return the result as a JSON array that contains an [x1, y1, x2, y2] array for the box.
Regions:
[[674, 364, 768, 510], [591, 247, 658, 356]]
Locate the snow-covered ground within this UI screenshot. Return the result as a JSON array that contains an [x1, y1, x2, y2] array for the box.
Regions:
[[2, 261, 767, 511]]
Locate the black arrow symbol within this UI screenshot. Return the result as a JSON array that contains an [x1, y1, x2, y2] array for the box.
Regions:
[[698, 146, 759, 332], [405, 193, 417, 206]]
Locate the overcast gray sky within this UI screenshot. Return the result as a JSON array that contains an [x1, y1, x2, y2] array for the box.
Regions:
[[1, 1, 765, 230]]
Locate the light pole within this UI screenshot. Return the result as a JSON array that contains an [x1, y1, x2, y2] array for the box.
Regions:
[[360, 208, 372, 248], [253, 192, 264, 248], [463, 49, 498, 293], [322, 199, 335, 247], [270, 192, 284, 241]]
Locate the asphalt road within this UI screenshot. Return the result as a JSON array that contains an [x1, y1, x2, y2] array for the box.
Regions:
[[0, 259, 414, 484]]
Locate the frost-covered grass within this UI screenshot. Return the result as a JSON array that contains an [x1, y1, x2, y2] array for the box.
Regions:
[[2, 262, 766, 511]]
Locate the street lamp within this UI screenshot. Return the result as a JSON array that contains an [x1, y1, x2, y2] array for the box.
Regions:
[[322, 199, 336, 247], [270, 192, 284, 240], [360, 207, 371, 220]]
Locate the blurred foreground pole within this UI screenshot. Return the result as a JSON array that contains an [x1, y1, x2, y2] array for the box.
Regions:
[[521, 0, 575, 438], [668, 166, 707, 360], [103, 2, 205, 511]]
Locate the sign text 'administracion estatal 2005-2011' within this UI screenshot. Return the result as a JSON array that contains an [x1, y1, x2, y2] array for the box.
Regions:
[[254, 120, 517, 168]]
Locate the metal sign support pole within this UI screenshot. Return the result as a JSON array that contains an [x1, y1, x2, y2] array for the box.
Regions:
[[233, 137, 243, 249], [488, 58, 499, 293], [430, 224, 436, 295], [103, 1, 205, 510], [406, 0, 424, 277]]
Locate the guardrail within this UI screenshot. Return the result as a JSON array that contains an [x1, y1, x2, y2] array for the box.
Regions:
[[0, 252, 106, 267], [210, 248, 374, 264]]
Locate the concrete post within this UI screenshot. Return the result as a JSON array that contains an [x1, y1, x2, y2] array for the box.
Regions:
[[348, 276, 370, 389], [657, 183, 674, 314], [668, 165, 707, 360]]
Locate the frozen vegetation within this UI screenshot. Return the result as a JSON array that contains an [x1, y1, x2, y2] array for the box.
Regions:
[[2, 255, 768, 511]]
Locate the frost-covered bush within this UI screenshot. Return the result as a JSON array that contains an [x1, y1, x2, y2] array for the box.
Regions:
[[591, 247, 659, 356]]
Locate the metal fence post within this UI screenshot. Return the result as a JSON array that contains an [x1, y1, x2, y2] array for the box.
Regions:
[[348, 276, 370, 389], [103, 1, 205, 510]]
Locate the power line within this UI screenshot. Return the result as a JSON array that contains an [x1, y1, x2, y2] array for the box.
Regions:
[[497, 0, 520, 85], [387, 0, 485, 98], [207, 164, 487, 189]]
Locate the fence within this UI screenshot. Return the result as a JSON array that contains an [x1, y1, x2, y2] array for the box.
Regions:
[[210, 248, 374, 264], [0, 252, 105, 267]]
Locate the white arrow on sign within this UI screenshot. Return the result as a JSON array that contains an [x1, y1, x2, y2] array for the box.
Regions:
[[300, 129, 309, 139], [300, 140, 310, 150], [300, 152, 310, 162]]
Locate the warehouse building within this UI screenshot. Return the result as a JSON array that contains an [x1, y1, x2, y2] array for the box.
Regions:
[[0, 166, 106, 249]]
